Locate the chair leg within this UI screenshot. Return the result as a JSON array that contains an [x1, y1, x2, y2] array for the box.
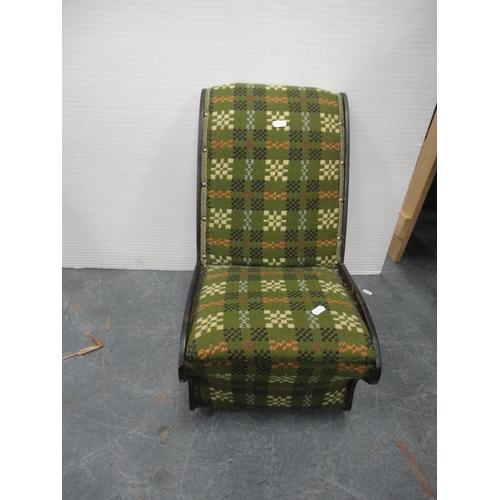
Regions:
[[188, 377, 196, 411]]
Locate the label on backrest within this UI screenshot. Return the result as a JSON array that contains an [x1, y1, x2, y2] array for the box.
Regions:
[[272, 120, 287, 128]]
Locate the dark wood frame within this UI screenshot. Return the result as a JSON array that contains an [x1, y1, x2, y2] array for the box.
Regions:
[[337, 93, 382, 387], [177, 89, 206, 384], [178, 89, 382, 409]]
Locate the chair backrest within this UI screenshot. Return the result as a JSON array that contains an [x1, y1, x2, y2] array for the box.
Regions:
[[199, 83, 348, 268]]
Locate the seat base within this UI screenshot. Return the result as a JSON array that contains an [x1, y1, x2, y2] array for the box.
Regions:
[[183, 264, 377, 410], [188, 376, 360, 410]]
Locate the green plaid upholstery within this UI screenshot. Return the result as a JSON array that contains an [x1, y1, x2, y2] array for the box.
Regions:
[[201, 83, 345, 268], [185, 265, 376, 408], [182, 83, 378, 409]]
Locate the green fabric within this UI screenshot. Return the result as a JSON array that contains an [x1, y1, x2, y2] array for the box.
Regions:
[[185, 265, 376, 408], [201, 83, 345, 268], [193, 377, 349, 409], [184, 82, 375, 409]]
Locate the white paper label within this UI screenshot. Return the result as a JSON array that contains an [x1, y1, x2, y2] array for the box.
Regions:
[[272, 119, 287, 128], [362, 289, 373, 295], [311, 305, 326, 315]]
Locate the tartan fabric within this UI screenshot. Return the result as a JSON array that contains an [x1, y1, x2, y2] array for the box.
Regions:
[[200, 83, 345, 268], [183, 83, 377, 409], [193, 377, 349, 410], [185, 265, 376, 408]]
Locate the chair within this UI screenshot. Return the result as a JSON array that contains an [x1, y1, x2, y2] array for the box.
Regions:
[[178, 83, 381, 410]]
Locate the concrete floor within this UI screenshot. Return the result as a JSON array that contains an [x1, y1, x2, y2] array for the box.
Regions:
[[62, 207, 436, 500]]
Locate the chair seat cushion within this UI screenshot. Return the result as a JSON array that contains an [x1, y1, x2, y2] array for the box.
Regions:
[[185, 265, 376, 383]]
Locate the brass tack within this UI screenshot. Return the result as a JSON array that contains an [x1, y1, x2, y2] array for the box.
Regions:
[[340, 160, 344, 165], [337, 236, 341, 240], [202, 254, 206, 259], [339, 198, 343, 202], [203, 148, 207, 153], [201, 182, 207, 187], [202, 216, 206, 221], [204, 112, 208, 117]]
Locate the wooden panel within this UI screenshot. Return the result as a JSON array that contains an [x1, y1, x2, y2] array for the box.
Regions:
[[388, 109, 437, 262]]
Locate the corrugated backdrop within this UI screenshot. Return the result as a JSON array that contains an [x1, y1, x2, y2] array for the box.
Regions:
[[62, 0, 436, 274]]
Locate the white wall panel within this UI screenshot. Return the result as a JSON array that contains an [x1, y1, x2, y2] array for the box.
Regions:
[[62, 0, 436, 274]]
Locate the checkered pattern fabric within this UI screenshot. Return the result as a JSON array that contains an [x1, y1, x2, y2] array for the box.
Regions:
[[185, 265, 376, 409], [182, 83, 377, 409], [200, 83, 345, 268]]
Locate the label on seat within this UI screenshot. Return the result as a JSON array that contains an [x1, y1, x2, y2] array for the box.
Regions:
[[311, 305, 326, 315]]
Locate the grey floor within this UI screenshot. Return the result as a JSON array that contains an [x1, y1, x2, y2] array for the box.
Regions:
[[62, 205, 436, 499]]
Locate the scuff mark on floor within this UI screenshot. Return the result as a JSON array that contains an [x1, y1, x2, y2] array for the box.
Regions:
[[71, 302, 81, 313], [395, 439, 436, 499], [154, 468, 169, 485], [104, 272, 125, 332], [155, 392, 169, 403], [318, 475, 367, 499], [158, 425, 170, 444], [105, 315, 114, 331]]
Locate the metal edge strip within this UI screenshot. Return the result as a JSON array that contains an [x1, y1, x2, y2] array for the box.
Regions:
[[339, 92, 350, 264], [200, 88, 210, 264]]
